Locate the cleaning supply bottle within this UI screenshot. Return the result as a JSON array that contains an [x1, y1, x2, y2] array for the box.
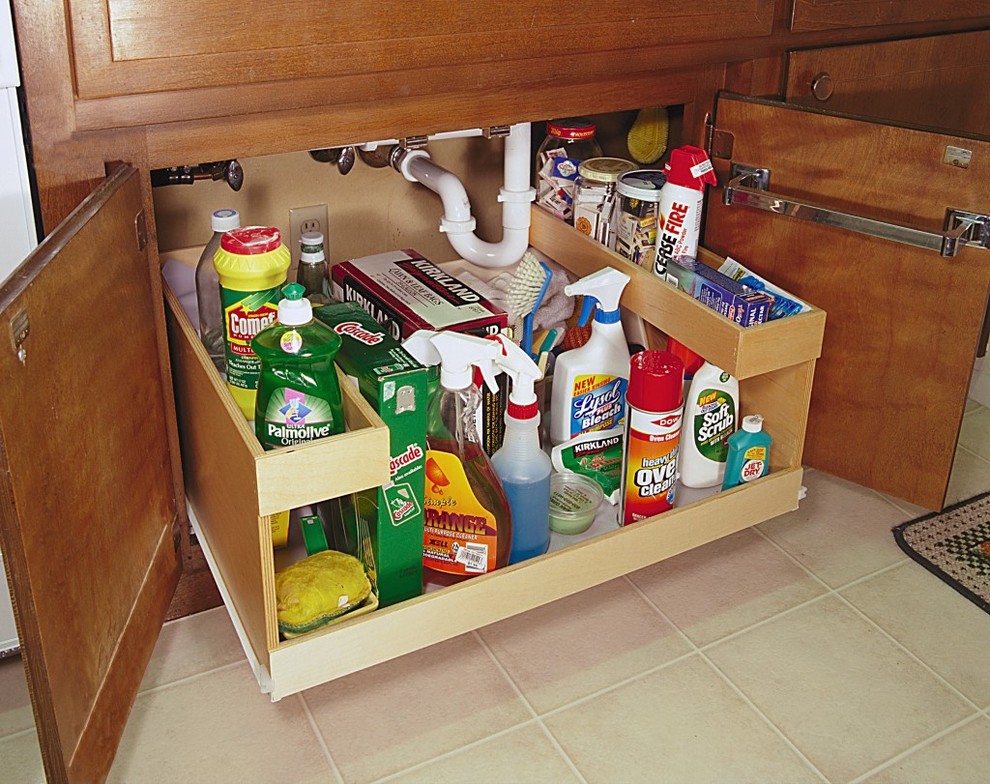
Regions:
[[491, 335, 551, 564], [654, 145, 717, 279], [195, 207, 240, 373], [549, 267, 631, 445], [679, 361, 739, 488], [621, 350, 684, 525], [252, 283, 345, 450], [722, 415, 773, 490], [424, 332, 512, 584], [213, 226, 291, 418], [296, 231, 333, 305]]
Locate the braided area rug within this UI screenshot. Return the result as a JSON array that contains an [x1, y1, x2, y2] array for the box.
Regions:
[[893, 492, 990, 615]]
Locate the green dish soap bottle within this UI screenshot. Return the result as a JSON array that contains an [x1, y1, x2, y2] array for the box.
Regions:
[[252, 283, 345, 450]]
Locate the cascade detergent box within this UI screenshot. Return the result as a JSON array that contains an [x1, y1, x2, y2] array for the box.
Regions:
[[330, 249, 507, 340], [667, 256, 773, 327], [313, 301, 428, 606]]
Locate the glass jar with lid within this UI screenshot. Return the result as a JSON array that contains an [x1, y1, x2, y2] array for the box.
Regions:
[[614, 169, 666, 268], [535, 118, 603, 224], [573, 157, 637, 249]]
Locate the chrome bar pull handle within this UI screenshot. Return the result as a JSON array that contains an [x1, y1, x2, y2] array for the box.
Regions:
[[723, 165, 989, 258]]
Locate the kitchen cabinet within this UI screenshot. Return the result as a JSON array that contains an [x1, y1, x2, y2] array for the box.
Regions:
[[3, 2, 990, 781], [789, 0, 990, 32], [706, 91, 990, 511]]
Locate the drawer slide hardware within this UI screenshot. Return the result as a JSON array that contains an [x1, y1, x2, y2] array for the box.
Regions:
[[724, 164, 990, 257]]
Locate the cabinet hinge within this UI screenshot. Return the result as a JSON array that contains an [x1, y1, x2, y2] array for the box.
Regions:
[[705, 112, 734, 160], [9, 309, 28, 364], [134, 210, 148, 251]]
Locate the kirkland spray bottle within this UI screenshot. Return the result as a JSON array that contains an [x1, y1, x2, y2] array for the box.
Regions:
[[423, 332, 512, 584], [654, 145, 717, 279], [620, 350, 684, 526], [550, 267, 631, 445], [491, 335, 552, 564]]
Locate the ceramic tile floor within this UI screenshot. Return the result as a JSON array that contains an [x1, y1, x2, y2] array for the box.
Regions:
[[3, 404, 990, 783]]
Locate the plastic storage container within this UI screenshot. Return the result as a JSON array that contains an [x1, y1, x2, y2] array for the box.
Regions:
[[535, 118, 603, 224], [614, 169, 666, 269]]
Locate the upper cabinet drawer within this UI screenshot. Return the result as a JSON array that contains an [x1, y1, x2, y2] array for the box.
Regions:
[[790, 0, 990, 32], [65, 0, 774, 127]]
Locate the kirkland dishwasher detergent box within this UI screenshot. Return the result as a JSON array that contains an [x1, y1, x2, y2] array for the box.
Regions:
[[330, 249, 507, 340], [331, 249, 508, 456], [313, 302, 428, 606]]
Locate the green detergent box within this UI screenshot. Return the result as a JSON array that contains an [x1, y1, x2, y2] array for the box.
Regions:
[[313, 302, 427, 606]]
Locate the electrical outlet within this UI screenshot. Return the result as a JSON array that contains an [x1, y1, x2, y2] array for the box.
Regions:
[[288, 204, 329, 266]]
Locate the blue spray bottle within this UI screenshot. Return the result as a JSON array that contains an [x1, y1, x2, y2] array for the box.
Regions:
[[491, 334, 552, 563]]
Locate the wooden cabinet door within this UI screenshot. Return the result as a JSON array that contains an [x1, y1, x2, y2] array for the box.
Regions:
[[0, 166, 180, 782], [43, 0, 774, 131], [790, 0, 990, 31], [705, 94, 990, 510], [785, 30, 990, 137]]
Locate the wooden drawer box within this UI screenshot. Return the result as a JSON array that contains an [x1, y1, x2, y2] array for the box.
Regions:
[[163, 206, 825, 701]]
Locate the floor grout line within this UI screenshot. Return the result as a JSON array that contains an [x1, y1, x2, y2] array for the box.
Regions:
[[831, 592, 983, 712], [621, 573, 700, 652], [136, 658, 245, 696], [694, 592, 831, 654], [698, 653, 831, 784], [472, 630, 590, 784], [297, 692, 345, 784], [368, 719, 544, 784], [844, 712, 986, 784]]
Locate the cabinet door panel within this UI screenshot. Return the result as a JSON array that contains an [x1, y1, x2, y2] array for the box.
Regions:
[[790, 0, 990, 31], [706, 95, 990, 510], [0, 166, 179, 782], [65, 0, 773, 104], [785, 30, 990, 137]]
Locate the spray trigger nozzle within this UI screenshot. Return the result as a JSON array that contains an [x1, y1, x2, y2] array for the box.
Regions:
[[493, 334, 541, 411], [429, 331, 502, 393], [564, 267, 630, 325]]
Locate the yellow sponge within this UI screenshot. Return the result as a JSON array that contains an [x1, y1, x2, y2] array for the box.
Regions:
[[627, 107, 669, 165]]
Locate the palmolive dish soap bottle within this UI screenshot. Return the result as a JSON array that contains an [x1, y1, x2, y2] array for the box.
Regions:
[[213, 227, 291, 418], [423, 332, 512, 584], [252, 283, 345, 450], [491, 335, 552, 564], [654, 145, 717, 279], [549, 267, 631, 445]]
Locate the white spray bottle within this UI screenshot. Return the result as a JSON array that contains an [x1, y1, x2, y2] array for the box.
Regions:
[[423, 332, 512, 582], [491, 335, 552, 564], [549, 267, 631, 445]]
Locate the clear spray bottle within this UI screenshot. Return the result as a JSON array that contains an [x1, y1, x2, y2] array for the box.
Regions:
[[423, 332, 512, 584], [491, 334, 552, 563]]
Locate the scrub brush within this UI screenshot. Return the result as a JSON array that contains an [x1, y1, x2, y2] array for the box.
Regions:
[[505, 252, 552, 357], [627, 106, 669, 165]]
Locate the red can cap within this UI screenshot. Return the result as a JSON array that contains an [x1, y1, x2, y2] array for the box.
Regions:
[[663, 145, 718, 190], [547, 118, 597, 140], [220, 226, 283, 255], [627, 350, 684, 412], [666, 337, 705, 378]]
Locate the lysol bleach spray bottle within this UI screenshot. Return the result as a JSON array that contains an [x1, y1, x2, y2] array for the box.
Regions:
[[620, 350, 684, 526], [654, 145, 717, 279], [491, 335, 552, 564], [550, 267, 631, 445]]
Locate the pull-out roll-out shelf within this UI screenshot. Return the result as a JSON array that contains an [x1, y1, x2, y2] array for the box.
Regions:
[[164, 206, 826, 700]]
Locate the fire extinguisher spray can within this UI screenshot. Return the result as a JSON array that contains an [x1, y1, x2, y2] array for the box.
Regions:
[[654, 145, 717, 279], [620, 350, 685, 525]]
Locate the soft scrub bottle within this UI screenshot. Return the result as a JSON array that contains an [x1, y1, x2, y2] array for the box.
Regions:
[[491, 335, 552, 564], [423, 332, 512, 584], [679, 361, 739, 488], [549, 267, 631, 445], [252, 283, 345, 450]]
